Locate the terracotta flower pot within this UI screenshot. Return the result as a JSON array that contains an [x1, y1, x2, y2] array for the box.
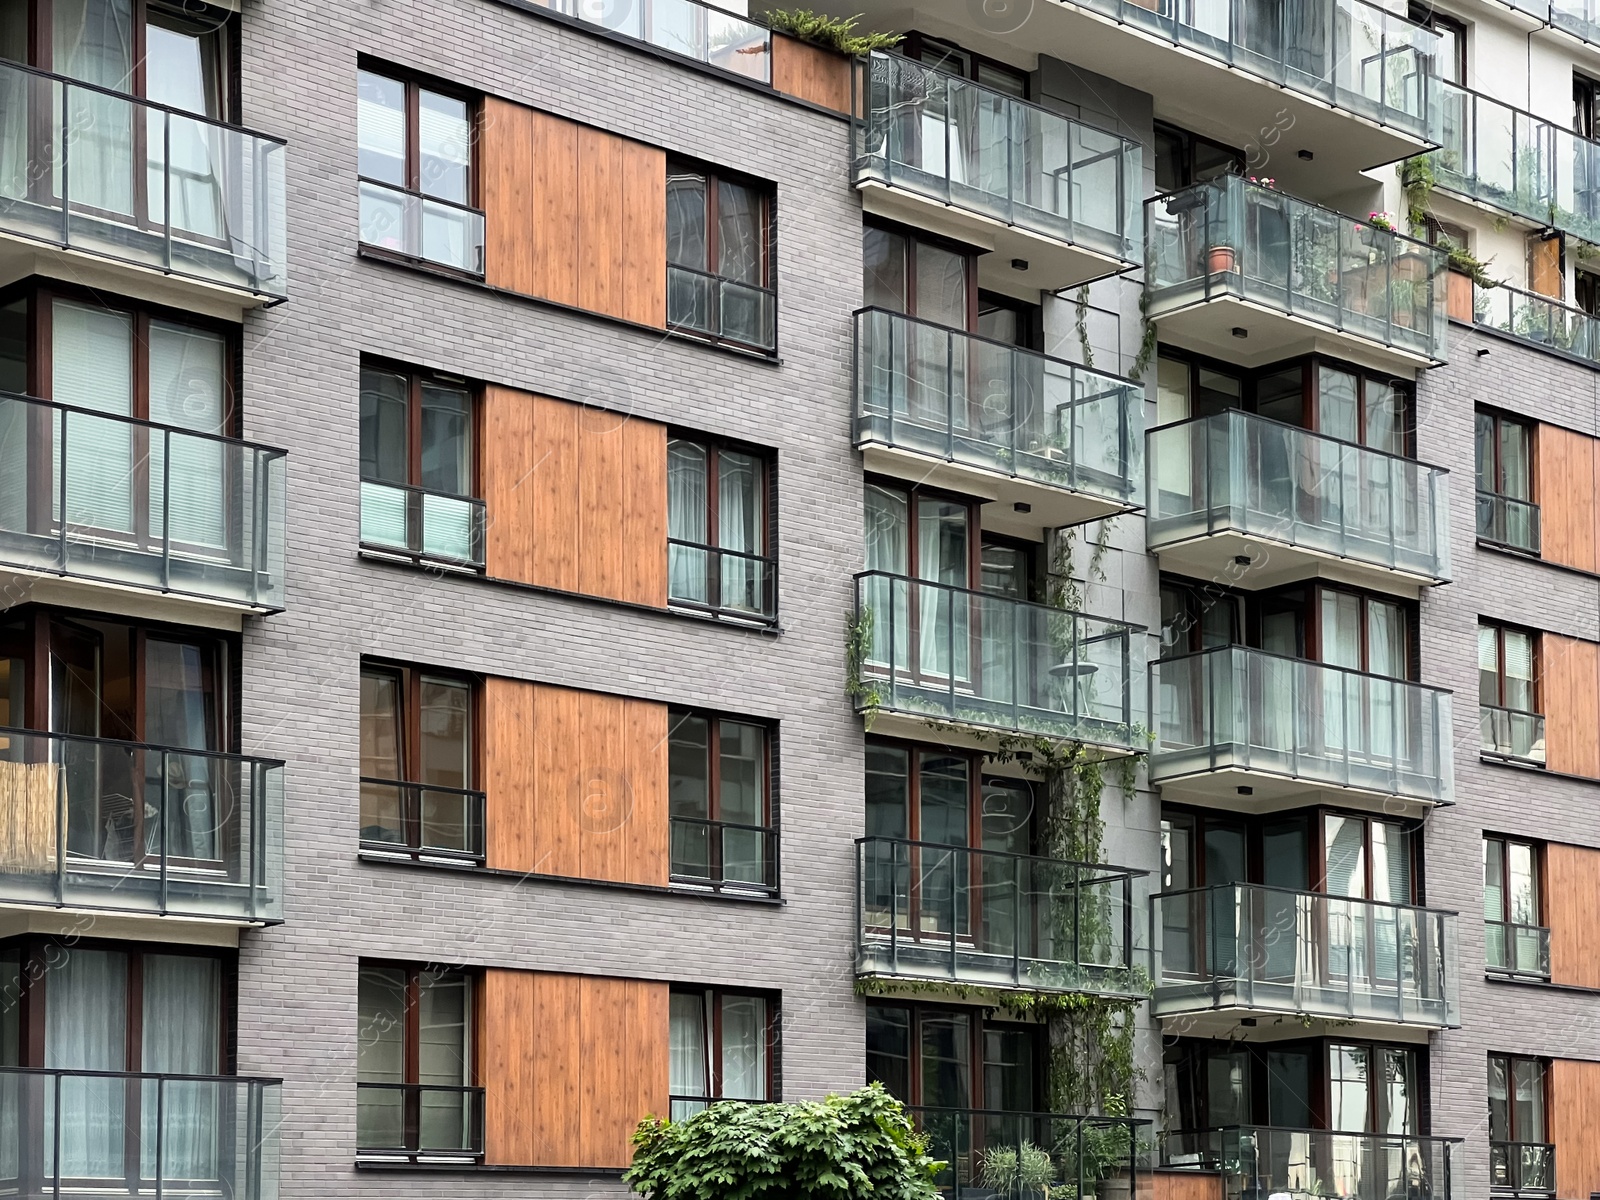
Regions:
[[1207, 245, 1237, 273]]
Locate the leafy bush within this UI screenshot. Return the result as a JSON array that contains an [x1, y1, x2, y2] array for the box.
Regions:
[[763, 8, 902, 53], [979, 1140, 1057, 1196], [624, 1083, 943, 1200]]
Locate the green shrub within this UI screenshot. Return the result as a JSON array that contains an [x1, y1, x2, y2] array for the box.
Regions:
[[763, 8, 902, 53]]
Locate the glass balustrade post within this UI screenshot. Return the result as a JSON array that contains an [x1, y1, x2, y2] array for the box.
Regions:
[[163, 112, 173, 273], [161, 428, 173, 591], [158, 748, 170, 915], [1011, 857, 1022, 985], [946, 327, 956, 460], [949, 847, 960, 979], [54, 741, 66, 905], [154, 1076, 166, 1198]]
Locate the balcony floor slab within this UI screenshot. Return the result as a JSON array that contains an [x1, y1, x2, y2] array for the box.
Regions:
[[1149, 763, 1445, 818], [1151, 1000, 1450, 1038], [1149, 528, 1441, 598]]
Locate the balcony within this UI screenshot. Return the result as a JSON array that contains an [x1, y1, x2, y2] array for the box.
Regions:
[[668, 263, 777, 352], [0, 393, 287, 616], [1480, 705, 1545, 767], [1152, 883, 1459, 1030], [1151, 646, 1454, 815], [358, 179, 485, 277], [907, 1106, 1149, 1200], [1472, 282, 1600, 366], [1477, 491, 1541, 556], [0, 727, 283, 923], [0, 1067, 280, 1198], [1492, 1141, 1555, 1194], [852, 53, 1140, 293], [358, 779, 486, 866], [855, 308, 1144, 529], [529, 0, 773, 81], [356, 1082, 485, 1165], [855, 837, 1148, 998], [1146, 411, 1450, 596], [0, 61, 287, 310], [853, 571, 1143, 750], [1146, 178, 1449, 372], [359, 480, 486, 572], [1552, 0, 1600, 49], [1163, 1126, 1458, 1200], [1486, 919, 1551, 981]]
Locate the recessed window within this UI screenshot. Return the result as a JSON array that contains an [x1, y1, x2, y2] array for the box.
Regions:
[[667, 710, 775, 894], [666, 162, 775, 351], [357, 67, 484, 275], [668, 988, 775, 1119], [1475, 410, 1538, 554], [1479, 622, 1544, 766], [666, 435, 775, 619], [357, 963, 481, 1162], [1484, 836, 1548, 980], [1489, 1054, 1552, 1195], [359, 662, 482, 864], [359, 363, 484, 569]]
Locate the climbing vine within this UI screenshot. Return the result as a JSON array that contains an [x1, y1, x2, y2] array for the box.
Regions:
[[1128, 286, 1158, 383], [846, 605, 883, 730], [1399, 158, 1501, 288], [1074, 286, 1095, 369]]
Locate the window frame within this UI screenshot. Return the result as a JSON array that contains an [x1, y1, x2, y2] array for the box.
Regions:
[[667, 708, 778, 895], [358, 659, 483, 865], [1479, 621, 1541, 714], [864, 998, 1044, 1112], [901, 32, 1030, 98], [665, 431, 778, 621], [669, 986, 779, 1114], [862, 218, 981, 332], [1488, 1051, 1551, 1185], [865, 737, 1039, 853], [1483, 834, 1548, 982], [1476, 409, 1536, 503], [665, 158, 776, 353]]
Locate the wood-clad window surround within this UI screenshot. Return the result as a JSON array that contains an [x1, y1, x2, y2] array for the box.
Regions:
[[666, 434, 776, 620], [356, 962, 478, 1163], [1544, 842, 1600, 989], [358, 361, 482, 570], [1531, 423, 1600, 574], [356, 64, 483, 277], [358, 660, 481, 865], [1475, 409, 1538, 555], [666, 160, 776, 352], [1532, 632, 1600, 779], [1548, 1058, 1600, 1198], [1479, 621, 1544, 767], [668, 710, 776, 894], [668, 987, 778, 1117]]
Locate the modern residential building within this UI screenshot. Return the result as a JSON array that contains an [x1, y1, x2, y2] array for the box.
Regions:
[[4, 0, 1600, 1195]]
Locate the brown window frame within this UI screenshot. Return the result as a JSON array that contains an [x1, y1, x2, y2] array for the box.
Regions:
[[665, 159, 776, 353], [665, 431, 777, 622], [1480, 620, 1541, 714], [862, 218, 981, 331], [864, 997, 1045, 1112], [1488, 1051, 1552, 1193], [667, 708, 777, 894], [901, 32, 1030, 98], [668, 986, 780, 1113]]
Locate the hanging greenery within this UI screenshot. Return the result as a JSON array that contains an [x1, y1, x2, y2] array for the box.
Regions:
[[1074, 286, 1095, 370], [1128, 287, 1158, 383], [1398, 159, 1501, 288], [762, 9, 903, 54], [845, 605, 883, 729]]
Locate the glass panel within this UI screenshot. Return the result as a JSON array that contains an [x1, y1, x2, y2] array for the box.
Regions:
[[1501, 419, 1531, 499], [418, 970, 469, 1152], [666, 170, 708, 270], [357, 71, 407, 187], [1484, 838, 1505, 922], [866, 1003, 911, 1101], [720, 995, 767, 1100], [144, 638, 220, 860], [914, 242, 968, 328], [1513, 1058, 1546, 1141], [668, 439, 709, 605], [148, 321, 227, 550], [1317, 366, 1359, 442], [1479, 625, 1501, 706], [360, 369, 410, 486], [420, 383, 471, 496], [719, 721, 765, 884], [864, 226, 908, 313], [419, 676, 469, 851], [1328, 1044, 1371, 1133], [1325, 815, 1367, 898], [1503, 629, 1535, 712], [1508, 841, 1539, 926], [983, 1027, 1035, 1113], [45, 946, 128, 1179], [1488, 1056, 1510, 1140], [919, 1012, 971, 1109], [418, 89, 470, 204], [717, 180, 762, 285], [140, 954, 221, 1180], [53, 300, 134, 535], [360, 669, 405, 845], [669, 991, 708, 1098], [1475, 412, 1496, 493], [669, 713, 710, 879]]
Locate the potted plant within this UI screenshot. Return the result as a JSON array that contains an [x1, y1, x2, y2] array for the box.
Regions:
[[1206, 243, 1237, 274], [980, 1140, 1057, 1199]]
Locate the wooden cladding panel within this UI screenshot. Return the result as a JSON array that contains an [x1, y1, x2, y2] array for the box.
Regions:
[[1546, 843, 1600, 989], [771, 33, 853, 114], [482, 99, 666, 327], [480, 388, 668, 606], [1552, 1058, 1600, 1200], [1538, 425, 1600, 573], [483, 970, 670, 1169], [1529, 234, 1563, 299], [483, 680, 669, 886], [1542, 634, 1600, 779], [1148, 1171, 1224, 1200]]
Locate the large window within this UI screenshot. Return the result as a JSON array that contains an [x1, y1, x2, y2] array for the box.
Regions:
[[359, 363, 483, 569], [669, 988, 774, 1118], [1479, 622, 1543, 765], [1476, 410, 1538, 554], [1484, 837, 1547, 980], [866, 1000, 1040, 1112], [357, 66, 483, 275], [666, 435, 775, 619], [1489, 1054, 1553, 1195], [357, 963, 480, 1162], [359, 662, 480, 864], [666, 162, 775, 351], [668, 710, 774, 894]]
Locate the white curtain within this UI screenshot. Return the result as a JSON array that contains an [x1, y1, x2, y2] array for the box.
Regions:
[[52, 301, 135, 537], [916, 500, 968, 679], [54, 0, 136, 217], [418, 972, 470, 1150], [669, 992, 708, 1100], [148, 321, 228, 551], [720, 996, 767, 1101], [668, 439, 709, 604], [143, 639, 218, 861], [45, 947, 128, 1180], [140, 955, 220, 1182], [143, 24, 224, 239], [863, 486, 909, 669], [718, 450, 759, 613]]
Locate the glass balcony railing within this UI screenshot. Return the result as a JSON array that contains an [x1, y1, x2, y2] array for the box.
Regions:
[[358, 179, 485, 276], [356, 1083, 485, 1163], [1486, 919, 1551, 981], [1053, 0, 1441, 142], [1163, 1126, 1457, 1200], [1152, 646, 1454, 806], [853, 53, 1141, 269], [360, 480, 485, 570], [1480, 705, 1545, 766], [0, 60, 287, 301], [0, 1067, 280, 1198], [1153, 883, 1459, 1026], [854, 308, 1144, 509], [1147, 411, 1451, 583], [1492, 1141, 1555, 1194], [528, 0, 771, 81], [907, 1106, 1150, 1200], [0, 392, 287, 611], [1552, 0, 1600, 49], [671, 815, 779, 896], [853, 571, 1143, 748], [856, 837, 1148, 996], [358, 779, 486, 866], [1476, 490, 1541, 556], [1473, 281, 1600, 363], [0, 727, 282, 922], [667, 263, 776, 351], [1147, 177, 1449, 363]]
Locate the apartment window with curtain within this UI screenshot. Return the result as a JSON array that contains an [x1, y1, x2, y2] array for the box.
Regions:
[[1479, 622, 1543, 765], [1490, 1054, 1553, 1195], [357, 65, 483, 275], [359, 662, 481, 864], [668, 710, 775, 894], [666, 162, 776, 351], [1484, 836, 1547, 980], [357, 963, 481, 1162], [1476, 410, 1538, 554], [866, 1000, 1042, 1112], [666, 434, 775, 620], [669, 988, 775, 1119], [359, 362, 484, 570]]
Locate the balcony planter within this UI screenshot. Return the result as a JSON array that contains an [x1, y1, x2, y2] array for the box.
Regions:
[[1447, 270, 1474, 321], [1206, 245, 1237, 273], [772, 32, 852, 114]]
